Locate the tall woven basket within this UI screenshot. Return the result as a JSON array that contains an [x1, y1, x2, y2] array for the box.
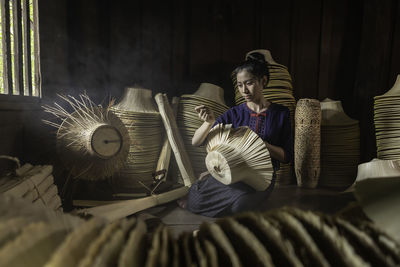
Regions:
[[294, 99, 321, 188]]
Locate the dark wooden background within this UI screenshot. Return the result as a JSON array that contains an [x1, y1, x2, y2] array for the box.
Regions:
[[1, 0, 399, 173]]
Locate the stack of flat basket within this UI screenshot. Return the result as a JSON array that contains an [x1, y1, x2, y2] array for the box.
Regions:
[[374, 74, 400, 160], [176, 83, 229, 178], [0, 162, 63, 211], [111, 87, 162, 193], [234, 49, 296, 186], [319, 98, 360, 189]]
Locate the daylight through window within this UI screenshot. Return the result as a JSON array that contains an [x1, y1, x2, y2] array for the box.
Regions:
[[0, 0, 40, 97]]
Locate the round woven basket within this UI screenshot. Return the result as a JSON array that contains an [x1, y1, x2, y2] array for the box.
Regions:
[[294, 99, 321, 188]]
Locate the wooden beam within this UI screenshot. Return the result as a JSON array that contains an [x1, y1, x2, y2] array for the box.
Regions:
[[1, 0, 13, 94], [22, 0, 32, 96]]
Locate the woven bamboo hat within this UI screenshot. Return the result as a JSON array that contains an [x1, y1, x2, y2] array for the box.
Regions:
[[113, 87, 158, 113], [356, 158, 400, 181], [245, 49, 277, 64], [319, 98, 360, 189], [176, 83, 229, 178], [42, 94, 131, 181], [205, 124, 274, 191], [111, 87, 163, 191], [194, 83, 226, 106], [374, 75, 400, 160]]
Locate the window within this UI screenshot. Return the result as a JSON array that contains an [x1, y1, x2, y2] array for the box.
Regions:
[[0, 0, 40, 97]]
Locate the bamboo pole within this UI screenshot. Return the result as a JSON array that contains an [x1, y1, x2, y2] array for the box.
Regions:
[[155, 93, 195, 186], [76, 186, 189, 222]]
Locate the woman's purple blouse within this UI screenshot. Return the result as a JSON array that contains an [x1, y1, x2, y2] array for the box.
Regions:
[[213, 102, 293, 170]]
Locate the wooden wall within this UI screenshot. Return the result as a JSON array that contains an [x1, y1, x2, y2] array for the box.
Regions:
[[1, 0, 398, 170]]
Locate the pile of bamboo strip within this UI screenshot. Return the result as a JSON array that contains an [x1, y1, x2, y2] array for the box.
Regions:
[[0, 163, 63, 211], [2, 203, 399, 267]]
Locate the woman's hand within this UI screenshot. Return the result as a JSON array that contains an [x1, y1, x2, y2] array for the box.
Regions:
[[264, 141, 287, 163], [192, 105, 216, 146], [195, 105, 216, 124]]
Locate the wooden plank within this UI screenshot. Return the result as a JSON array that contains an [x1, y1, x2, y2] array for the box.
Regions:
[[353, 0, 397, 161], [189, 0, 222, 91], [220, 0, 259, 106], [170, 0, 192, 96], [289, 0, 323, 99], [32, 0, 41, 97], [108, 1, 142, 98], [259, 0, 292, 67], [22, 0, 32, 96], [12, 0, 23, 95], [140, 0, 172, 94], [318, 0, 363, 103], [389, 0, 400, 86], [1, 0, 13, 94]]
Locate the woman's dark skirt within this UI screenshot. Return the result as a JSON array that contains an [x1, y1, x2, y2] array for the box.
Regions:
[[186, 173, 276, 217]]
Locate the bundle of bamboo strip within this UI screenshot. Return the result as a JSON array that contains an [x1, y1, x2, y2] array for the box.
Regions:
[[0, 162, 63, 211]]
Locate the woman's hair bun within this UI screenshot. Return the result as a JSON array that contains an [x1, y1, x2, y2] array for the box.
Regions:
[[246, 52, 266, 63]]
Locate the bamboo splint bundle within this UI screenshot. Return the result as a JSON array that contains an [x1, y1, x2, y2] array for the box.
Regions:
[[0, 163, 63, 211], [155, 93, 195, 186], [206, 124, 274, 191]]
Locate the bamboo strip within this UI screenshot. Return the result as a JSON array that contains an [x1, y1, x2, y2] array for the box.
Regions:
[[76, 186, 189, 222], [3, 165, 53, 197], [155, 93, 195, 186]]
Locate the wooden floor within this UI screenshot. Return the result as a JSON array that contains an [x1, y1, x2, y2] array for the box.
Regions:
[[138, 185, 356, 237]]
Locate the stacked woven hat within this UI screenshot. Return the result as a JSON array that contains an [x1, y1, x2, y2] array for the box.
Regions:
[[111, 87, 162, 193], [294, 99, 321, 188], [0, 163, 63, 211], [176, 83, 229, 178], [319, 98, 360, 189], [374, 74, 400, 160], [234, 49, 296, 186]]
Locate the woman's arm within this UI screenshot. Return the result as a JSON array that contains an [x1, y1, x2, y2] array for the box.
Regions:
[[192, 105, 216, 146], [264, 142, 287, 163]]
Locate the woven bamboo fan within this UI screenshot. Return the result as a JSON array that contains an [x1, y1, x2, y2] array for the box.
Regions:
[[294, 99, 321, 188], [42, 94, 130, 181], [205, 124, 274, 191], [110, 87, 163, 192], [320, 98, 360, 189], [374, 74, 400, 160]]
